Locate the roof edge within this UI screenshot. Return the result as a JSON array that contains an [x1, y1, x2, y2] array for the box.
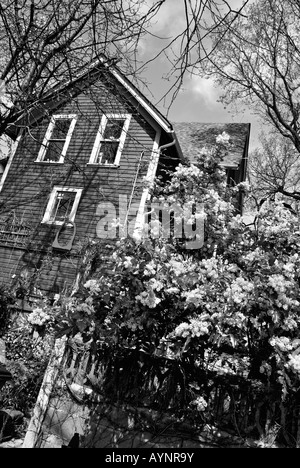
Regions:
[[98, 56, 174, 134], [5, 54, 175, 140]]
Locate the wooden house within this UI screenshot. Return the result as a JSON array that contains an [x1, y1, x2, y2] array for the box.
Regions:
[[0, 57, 250, 299]]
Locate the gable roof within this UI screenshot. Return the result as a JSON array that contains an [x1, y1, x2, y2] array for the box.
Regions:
[[6, 55, 175, 137], [97, 56, 174, 135], [5, 54, 188, 160], [4, 56, 250, 171], [172, 122, 250, 169], [49, 55, 176, 135]]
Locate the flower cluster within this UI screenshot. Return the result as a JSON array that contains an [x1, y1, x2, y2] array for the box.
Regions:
[[27, 308, 51, 327], [136, 288, 161, 309], [216, 131, 230, 145], [190, 396, 208, 412], [286, 355, 300, 375], [84, 279, 102, 295], [172, 316, 210, 338], [183, 288, 204, 307], [224, 277, 254, 306]]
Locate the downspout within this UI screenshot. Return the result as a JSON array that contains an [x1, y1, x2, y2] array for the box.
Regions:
[[124, 150, 145, 229], [150, 131, 178, 187], [125, 134, 177, 233], [157, 135, 177, 154], [0, 132, 23, 193], [132, 133, 177, 239]]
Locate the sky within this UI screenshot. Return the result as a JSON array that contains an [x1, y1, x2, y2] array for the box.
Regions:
[[136, 0, 265, 154], [0, 0, 266, 158]]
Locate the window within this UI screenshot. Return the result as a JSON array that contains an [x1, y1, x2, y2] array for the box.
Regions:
[[36, 114, 77, 163], [42, 187, 82, 225], [89, 114, 131, 166]]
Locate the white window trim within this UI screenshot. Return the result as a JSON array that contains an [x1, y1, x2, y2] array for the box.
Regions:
[[35, 114, 77, 163], [42, 186, 83, 225], [89, 114, 131, 166], [134, 129, 161, 239], [0, 133, 23, 193]]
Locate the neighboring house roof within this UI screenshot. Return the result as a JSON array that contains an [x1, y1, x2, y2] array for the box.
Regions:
[[173, 122, 250, 169]]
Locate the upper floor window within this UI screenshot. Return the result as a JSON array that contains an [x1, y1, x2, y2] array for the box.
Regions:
[[42, 186, 82, 225], [89, 114, 131, 166], [36, 114, 77, 163]]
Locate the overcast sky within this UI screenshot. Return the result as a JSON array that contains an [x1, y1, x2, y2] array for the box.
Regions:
[[0, 0, 265, 157], [137, 0, 265, 153]]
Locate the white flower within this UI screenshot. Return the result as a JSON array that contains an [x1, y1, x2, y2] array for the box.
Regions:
[[190, 396, 208, 412], [84, 279, 101, 294], [144, 260, 156, 276], [183, 288, 204, 307], [123, 256, 133, 269], [136, 289, 161, 308], [165, 287, 180, 295], [173, 316, 210, 338], [28, 308, 50, 327], [216, 131, 230, 145], [169, 259, 186, 276], [147, 278, 164, 291], [286, 354, 300, 374]]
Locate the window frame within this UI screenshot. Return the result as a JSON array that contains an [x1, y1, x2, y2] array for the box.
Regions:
[[89, 113, 131, 166], [35, 114, 77, 164], [42, 186, 83, 226]]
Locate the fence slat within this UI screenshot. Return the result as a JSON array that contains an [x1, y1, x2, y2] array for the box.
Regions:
[[22, 337, 67, 449]]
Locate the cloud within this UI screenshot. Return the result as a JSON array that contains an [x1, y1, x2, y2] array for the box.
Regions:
[[190, 76, 220, 106], [144, 0, 186, 35], [137, 0, 188, 59]]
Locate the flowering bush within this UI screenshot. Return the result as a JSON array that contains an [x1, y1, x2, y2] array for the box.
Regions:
[[0, 312, 56, 415], [0, 295, 58, 415], [0, 285, 14, 334], [44, 136, 300, 445]]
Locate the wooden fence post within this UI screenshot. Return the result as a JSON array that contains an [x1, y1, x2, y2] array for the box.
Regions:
[[22, 337, 67, 448]]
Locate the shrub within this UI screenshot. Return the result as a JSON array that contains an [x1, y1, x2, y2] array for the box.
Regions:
[[0, 285, 14, 335]]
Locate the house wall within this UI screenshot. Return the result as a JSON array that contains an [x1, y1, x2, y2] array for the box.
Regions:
[[0, 245, 24, 282], [0, 73, 160, 294]]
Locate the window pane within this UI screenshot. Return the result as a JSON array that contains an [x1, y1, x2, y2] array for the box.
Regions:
[[103, 119, 124, 140], [51, 119, 71, 139], [98, 142, 119, 164], [50, 191, 76, 222], [45, 140, 65, 162]]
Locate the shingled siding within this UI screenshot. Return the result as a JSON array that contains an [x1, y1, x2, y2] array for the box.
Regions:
[[0, 73, 158, 293], [0, 244, 81, 294], [0, 246, 25, 285]]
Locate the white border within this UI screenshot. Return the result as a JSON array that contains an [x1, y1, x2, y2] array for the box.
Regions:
[[0, 133, 23, 193], [42, 186, 83, 225], [35, 114, 77, 163], [89, 113, 131, 166], [133, 129, 161, 237]]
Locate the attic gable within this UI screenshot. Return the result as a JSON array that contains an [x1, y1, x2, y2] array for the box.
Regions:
[[5, 56, 175, 142]]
